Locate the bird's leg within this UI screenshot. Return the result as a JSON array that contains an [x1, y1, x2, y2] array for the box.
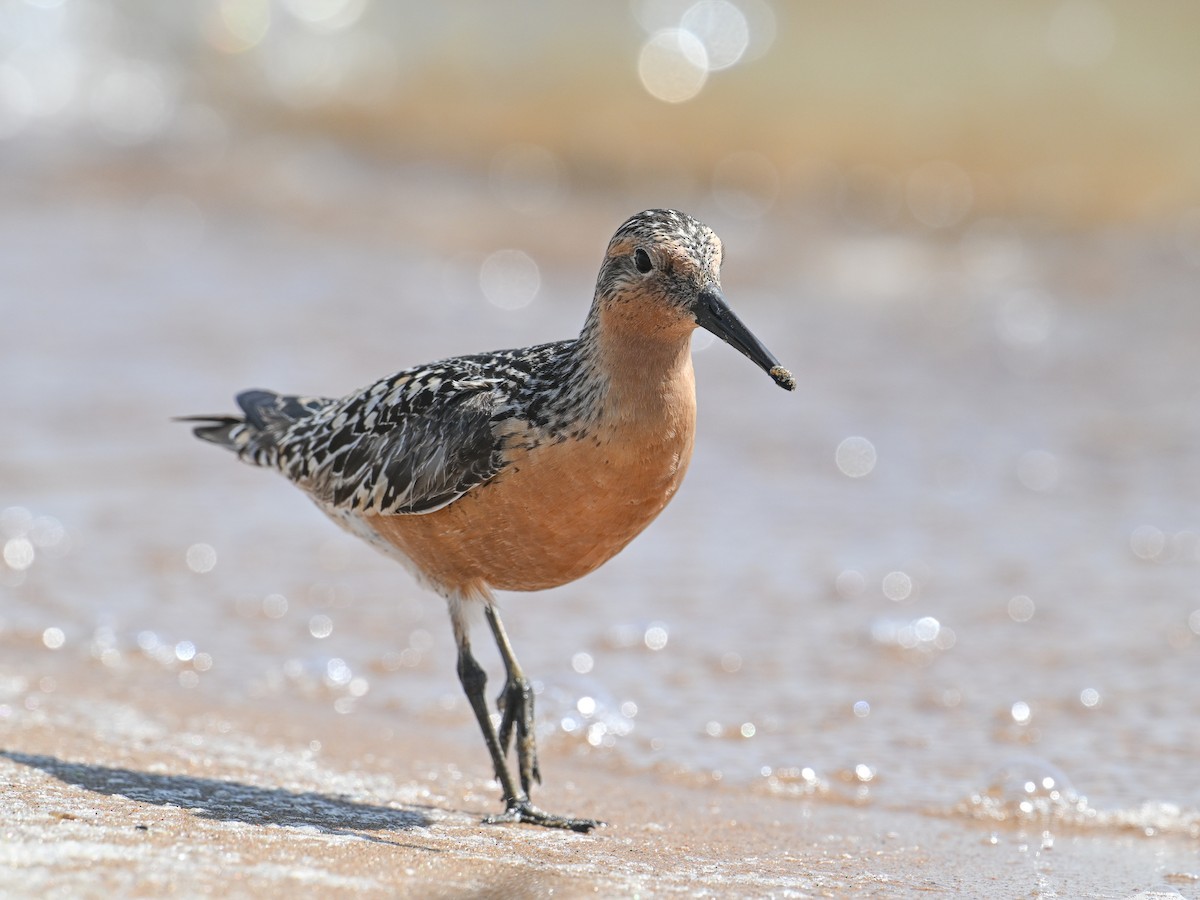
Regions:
[[454, 635, 526, 806], [452, 609, 602, 832], [484, 604, 540, 794]]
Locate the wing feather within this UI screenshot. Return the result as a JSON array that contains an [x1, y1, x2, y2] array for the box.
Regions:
[[282, 376, 508, 515]]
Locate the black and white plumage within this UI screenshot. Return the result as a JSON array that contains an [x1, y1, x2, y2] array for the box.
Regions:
[[189, 347, 562, 516], [183, 209, 794, 832]]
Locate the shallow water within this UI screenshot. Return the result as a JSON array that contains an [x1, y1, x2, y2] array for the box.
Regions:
[[3, 4, 1200, 890], [4, 153, 1198, 857]]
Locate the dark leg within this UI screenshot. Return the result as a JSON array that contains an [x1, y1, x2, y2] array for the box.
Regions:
[[485, 604, 540, 796], [451, 605, 603, 832], [454, 639, 525, 806]]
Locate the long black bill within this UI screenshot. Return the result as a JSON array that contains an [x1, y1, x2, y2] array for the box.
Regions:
[[693, 287, 796, 391]]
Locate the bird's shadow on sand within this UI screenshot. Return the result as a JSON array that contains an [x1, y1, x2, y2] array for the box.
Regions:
[[1, 751, 440, 845]]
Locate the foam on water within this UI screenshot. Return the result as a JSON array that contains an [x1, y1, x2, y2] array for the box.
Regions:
[[954, 756, 1200, 838]]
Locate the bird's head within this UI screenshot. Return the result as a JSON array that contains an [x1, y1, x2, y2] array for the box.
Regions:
[[594, 209, 795, 391]]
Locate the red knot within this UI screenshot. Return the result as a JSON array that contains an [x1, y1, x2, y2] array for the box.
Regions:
[[181, 208, 794, 831]]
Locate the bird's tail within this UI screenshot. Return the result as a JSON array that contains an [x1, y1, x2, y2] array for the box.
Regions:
[[177, 389, 329, 467], [176, 413, 248, 450]]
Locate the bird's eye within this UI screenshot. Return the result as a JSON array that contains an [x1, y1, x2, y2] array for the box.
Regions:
[[633, 248, 653, 274]]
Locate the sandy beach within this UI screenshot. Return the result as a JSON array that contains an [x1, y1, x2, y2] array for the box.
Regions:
[[4, 175, 1200, 898], [4, 3, 1200, 897], [5, 641, 1197, 899]]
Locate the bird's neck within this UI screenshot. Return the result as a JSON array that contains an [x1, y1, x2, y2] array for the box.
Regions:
[[573, 302, 697, 428]]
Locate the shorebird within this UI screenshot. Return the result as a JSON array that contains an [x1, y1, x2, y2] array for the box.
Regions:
[[182, 209, 794, 832]]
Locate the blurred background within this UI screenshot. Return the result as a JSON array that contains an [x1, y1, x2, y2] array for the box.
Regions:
[[3, 1, 1200, 882], [5, 0, 1200, 233]]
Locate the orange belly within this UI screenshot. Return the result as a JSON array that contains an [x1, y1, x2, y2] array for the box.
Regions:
[[366, 423, 694, 595]]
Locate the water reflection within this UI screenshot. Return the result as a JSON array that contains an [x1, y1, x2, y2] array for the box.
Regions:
[[633, 0, 768, 103], [308, 614, 334, 638], [262, 593, 289, 619], [759, 765, 826, 799], [479, 249, 540, 310], [1129, 525, 1167, 562], [1007, 594, 1036, 623], [681, 1, 749, 71], [835, 436, 876, 478], [185, 542, 217, 573], [870, 616, 955, 653], [542, 676, 632, 749], [881, 570, 913, 602], [637, 28, 708, 104], [960, 756, 1092, 826], [1, 508, 69, 587], [1016, 450, 1060, 493], [643, 622, 669, 651], [3, 536, 34, 571]]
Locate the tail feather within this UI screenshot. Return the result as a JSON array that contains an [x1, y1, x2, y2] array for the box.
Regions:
[[178, 389, 331, 463], [236, 389, 326, 430], [174, 413, 254, 452]]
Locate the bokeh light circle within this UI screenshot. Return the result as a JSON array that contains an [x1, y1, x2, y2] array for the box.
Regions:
[[479, 249, 540, 310], [638, 28, 708, 103], [835, 436, 877, 478]]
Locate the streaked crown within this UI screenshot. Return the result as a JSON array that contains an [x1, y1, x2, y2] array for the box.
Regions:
[[593, 209, 723, 317]]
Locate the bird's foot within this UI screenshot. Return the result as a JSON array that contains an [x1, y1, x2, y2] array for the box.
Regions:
[[484, 799, 604, 833]]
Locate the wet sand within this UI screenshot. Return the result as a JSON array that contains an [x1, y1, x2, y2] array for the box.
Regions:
[[5, 641, 1198, 899], [4, 147, 1200, 897]]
